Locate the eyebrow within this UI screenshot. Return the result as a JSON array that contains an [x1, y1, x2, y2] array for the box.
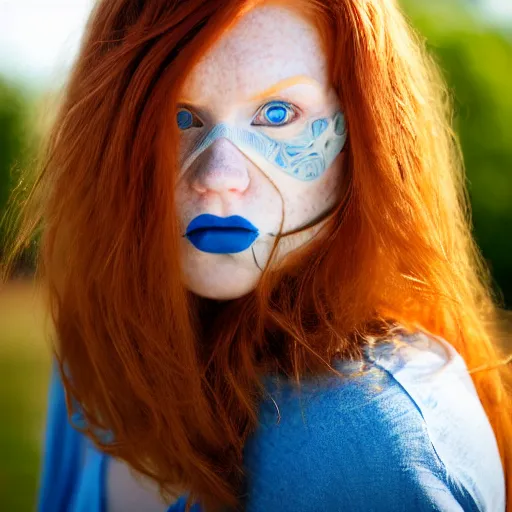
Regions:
[[177, 75, 323, 105], [247, 75, 323, 102]]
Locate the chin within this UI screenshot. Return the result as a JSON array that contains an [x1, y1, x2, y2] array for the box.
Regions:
[[182, 266, 261, 300]]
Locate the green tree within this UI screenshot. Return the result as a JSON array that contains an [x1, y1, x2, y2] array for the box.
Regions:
[[0, 79, 26, 211], [0, 77, 38, 274], [402, 1, 512, 307], [0, 78, 29, 242]]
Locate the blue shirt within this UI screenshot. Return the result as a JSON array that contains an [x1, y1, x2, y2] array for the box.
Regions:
[[38, 332, 505, 511]]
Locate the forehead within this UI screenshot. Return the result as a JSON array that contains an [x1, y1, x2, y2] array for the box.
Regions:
[[180, 5, 329, 104]]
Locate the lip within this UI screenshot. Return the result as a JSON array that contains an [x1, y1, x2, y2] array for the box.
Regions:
[[185, 214, 259, 254]]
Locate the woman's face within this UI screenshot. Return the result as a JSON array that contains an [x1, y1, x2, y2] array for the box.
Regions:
[[175, 4, 346, 300]]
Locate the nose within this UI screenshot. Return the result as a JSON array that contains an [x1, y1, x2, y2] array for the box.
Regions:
[[190, 138, 250, 196]]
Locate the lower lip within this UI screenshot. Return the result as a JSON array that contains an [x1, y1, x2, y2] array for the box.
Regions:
[[186, 228, 259, 254]]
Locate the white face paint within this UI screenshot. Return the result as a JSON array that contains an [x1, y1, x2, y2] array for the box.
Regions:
[[175, 4, 346, 300]]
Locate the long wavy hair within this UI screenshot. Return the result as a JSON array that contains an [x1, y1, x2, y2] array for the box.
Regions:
[[3, 0, 511, 510]]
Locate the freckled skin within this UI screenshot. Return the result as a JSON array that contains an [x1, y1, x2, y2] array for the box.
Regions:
[[175, 5, 344, 300]]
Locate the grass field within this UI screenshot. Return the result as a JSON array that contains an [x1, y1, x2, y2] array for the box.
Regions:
[[0, 281, 51, 512]]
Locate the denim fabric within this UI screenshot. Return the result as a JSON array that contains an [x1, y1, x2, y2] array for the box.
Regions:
[[37, 333, 505, 512], [37, 364, 107, 512]]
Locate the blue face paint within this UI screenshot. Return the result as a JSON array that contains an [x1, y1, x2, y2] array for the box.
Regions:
[[180, 109, 347, 181]]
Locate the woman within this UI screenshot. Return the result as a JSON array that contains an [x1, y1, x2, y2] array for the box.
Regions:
[[4, 0, 511, 510]]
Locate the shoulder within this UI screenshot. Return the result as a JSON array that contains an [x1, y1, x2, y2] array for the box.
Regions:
[[243, 331, 505, 512], [364, 330, 504, 511]]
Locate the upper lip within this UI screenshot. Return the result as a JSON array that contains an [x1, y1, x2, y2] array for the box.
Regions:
[[185, 214, 259, 235]]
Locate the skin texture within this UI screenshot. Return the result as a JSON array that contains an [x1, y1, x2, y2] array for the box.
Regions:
[[175, 4, 345, 299]]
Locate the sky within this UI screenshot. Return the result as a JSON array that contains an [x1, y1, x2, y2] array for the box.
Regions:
[[0, 0, 511, 90], [0, 0, 94, 88]]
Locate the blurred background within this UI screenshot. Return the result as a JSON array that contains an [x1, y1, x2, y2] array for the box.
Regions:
[[0, 0, 511, 509]]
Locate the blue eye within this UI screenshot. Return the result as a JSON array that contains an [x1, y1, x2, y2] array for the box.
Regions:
[[252, 101, 297, 127], [177, 108, 203, 131]]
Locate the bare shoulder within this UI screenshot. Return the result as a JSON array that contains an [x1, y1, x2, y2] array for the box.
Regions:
[[106, 457, 170, 512]]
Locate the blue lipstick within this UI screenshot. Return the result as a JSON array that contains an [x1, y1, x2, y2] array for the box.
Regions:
[[185, 214, 259, 254]]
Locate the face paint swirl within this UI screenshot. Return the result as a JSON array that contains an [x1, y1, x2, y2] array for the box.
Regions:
[[179, 104, 347, 181]]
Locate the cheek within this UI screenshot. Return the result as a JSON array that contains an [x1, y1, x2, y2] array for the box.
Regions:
[[173, 178, 195, 232], [277, 155, 342, 227]]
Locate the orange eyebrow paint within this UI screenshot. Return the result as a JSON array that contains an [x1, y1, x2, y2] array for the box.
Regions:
[[177, 76, 323, 106], [248, 75, 322, 102]]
